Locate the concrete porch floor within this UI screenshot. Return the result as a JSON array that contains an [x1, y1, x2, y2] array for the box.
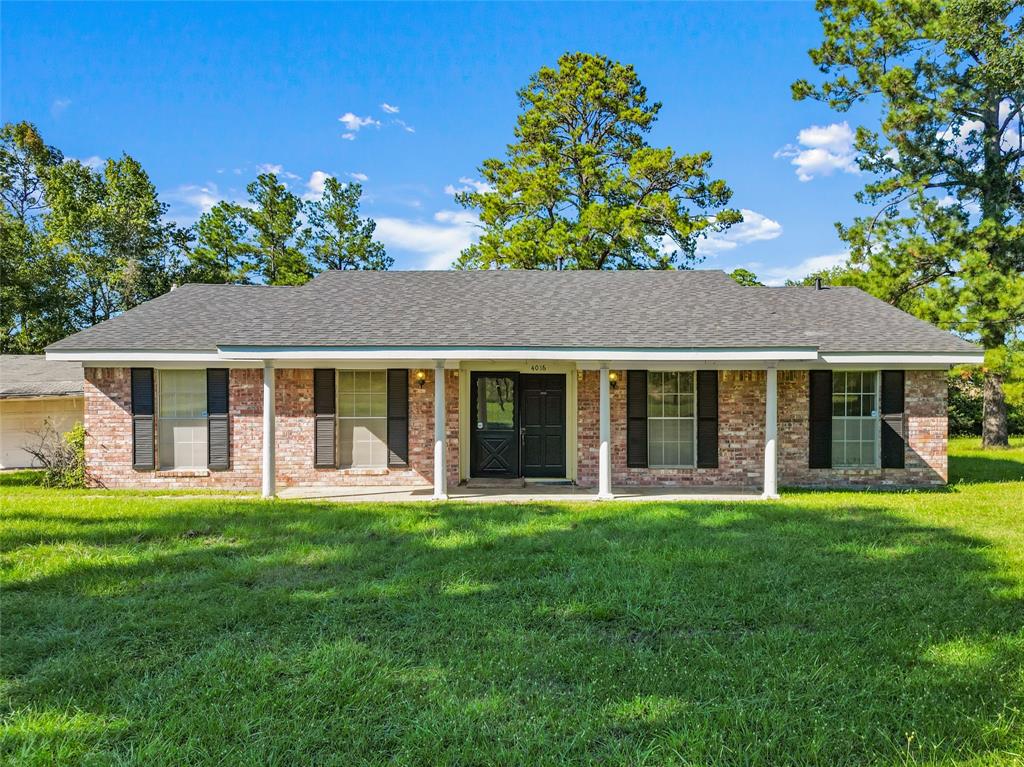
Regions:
[[276, 484, 764, 503]]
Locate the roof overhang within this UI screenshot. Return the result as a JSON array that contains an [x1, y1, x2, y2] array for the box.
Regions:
[[47, 346, 984, 368]]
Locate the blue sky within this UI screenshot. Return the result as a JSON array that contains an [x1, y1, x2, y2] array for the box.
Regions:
[[3, 1, 883, 283]]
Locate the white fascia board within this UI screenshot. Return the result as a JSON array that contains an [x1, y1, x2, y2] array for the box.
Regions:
[[818, 352, 985, 366], [46, 350, 258, 367], [216, 346, 820, 363]]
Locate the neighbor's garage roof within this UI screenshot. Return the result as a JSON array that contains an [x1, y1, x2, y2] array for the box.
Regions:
[[45, 269, 979, 355], [0, 355, 83, 398]]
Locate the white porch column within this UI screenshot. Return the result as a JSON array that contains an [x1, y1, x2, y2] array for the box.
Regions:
[[433, 361, 448, 500], [261, 361, 276, 499], [598, 365, 613, 500], [763, 366, 779, 499]]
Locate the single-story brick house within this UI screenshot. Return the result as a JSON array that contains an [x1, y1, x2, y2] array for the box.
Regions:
[[45, 269, 982, 498]]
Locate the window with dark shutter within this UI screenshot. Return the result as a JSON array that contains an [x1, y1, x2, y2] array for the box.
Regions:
[[313, 369, 336, 468], [626, 370, 647, 468], [808, 370, 833, 469], [206, 368, 230, 470], [131, 368, 155, 470], [387, 369, 409, 467], [696, 370, 719, 468], [880, 370, 906, 468]]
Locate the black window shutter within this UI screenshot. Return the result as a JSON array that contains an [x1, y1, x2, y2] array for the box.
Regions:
[[313, 369, 336, 468], [387, 369, 409, 467], [880, 370, 906, 469], [626, 370, 648, 468], [131, 368, 155, 470], [207, 368, 230, 470], [808, 370, 833, 469], [696, 370, 719, 468]]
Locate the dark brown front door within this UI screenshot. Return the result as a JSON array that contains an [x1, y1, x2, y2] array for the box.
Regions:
[[519, 374, 567, 478]]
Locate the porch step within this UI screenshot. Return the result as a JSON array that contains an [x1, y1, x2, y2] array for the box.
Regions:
[[524, 478, 574, 486], [465, 478, 527, 488]]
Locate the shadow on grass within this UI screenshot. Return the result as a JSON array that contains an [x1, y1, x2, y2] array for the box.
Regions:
[[2, 497, 1023, 765], [0, 470, 42, 488], [950, 453, 1024, 484]]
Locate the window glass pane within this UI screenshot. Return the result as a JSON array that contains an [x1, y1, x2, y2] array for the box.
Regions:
[[337, 369, 388, 468], [646, 371, 696, 468], [678, 420, 695, 466], [678, 394, 695, 418], [475, 376, 515, 430], [339, 417, 388, 468], [648, 391, 663, 418], [158, 370, 207, 470], [662, 394, 679, 418]]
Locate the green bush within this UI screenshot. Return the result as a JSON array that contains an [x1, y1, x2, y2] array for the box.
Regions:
[[948, 371, 1024, 436]]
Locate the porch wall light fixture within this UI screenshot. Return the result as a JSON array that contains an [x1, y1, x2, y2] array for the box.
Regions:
[[415, 370, 428, 388], [608, 371, 619, 389]]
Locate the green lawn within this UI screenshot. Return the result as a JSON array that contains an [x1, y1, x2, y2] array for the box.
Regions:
[[2, 440, 1023, 766]]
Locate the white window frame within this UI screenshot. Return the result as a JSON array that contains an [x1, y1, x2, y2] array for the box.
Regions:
[[157, 368, 208, 471], [831, 369, 881, 469], [647, 370, 698, 469], [336, 369, 389, 469]]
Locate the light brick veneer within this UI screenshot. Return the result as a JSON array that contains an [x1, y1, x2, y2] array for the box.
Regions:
[[84, 367, 460, 490], [577, 370, 767, 488], [577, 368, 947, 489], [778, 369, 946, 486]]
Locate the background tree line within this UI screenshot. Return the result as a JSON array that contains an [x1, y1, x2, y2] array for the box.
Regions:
[[0, 121, 389, 354]]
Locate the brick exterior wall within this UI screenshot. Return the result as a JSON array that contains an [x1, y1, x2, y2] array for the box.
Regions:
[[778, 369, 947, 486], [84, 367, 459, 490], [577, 368, 947, 489], [577, 370, 767, 488], [86, 365, 946, 491]]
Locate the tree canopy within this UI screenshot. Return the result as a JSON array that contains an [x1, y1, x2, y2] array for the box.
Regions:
[[1, 121, 390, 352], [795, 0, 1024, 446], [455, 52, 741, 270]]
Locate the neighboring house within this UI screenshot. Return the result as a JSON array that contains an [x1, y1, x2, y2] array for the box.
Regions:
[[0, 355, 84, 469], [45, 270, 982, 498]]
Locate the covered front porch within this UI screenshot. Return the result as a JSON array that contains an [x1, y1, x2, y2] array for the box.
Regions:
[[250, 350, 789, 502]]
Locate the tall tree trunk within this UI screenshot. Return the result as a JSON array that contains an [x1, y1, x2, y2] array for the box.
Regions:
[[979, 98, 1011, 449], [982, 371, 1010, 448]]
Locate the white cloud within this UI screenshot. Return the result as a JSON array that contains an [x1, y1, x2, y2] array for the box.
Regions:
[[775, 122, 858, 181], [444, 176, 494, 195], [69, 155, 104, 170], [338, 112, 381, 138], [164, 183, 229, 225], [740, 252, 850, 286], [394, 119, 415, 134], [303, 170, 332, 201], [374, 210, 479, 270], [695, 209, 783, 257], [257, 163, 283, 174], [349, 172, 369, 182], [51, 98, 71, 117], [381, 103, 400, 114]]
